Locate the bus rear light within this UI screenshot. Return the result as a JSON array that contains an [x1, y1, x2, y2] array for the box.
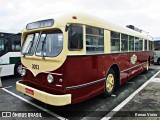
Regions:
[[47, 74, 54, 83], [21, 69, 26, 76]]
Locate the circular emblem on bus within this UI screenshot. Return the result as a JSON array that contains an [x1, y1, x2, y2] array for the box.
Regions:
[[130, 54, 137, 64]]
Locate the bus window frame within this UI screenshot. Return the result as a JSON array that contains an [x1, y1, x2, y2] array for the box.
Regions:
[[68, 24, 83, 51], [111, 31, 120, 53], [121, 33, 129, 52], [129, 35, 135, 52], [86, 25, 104, 54]]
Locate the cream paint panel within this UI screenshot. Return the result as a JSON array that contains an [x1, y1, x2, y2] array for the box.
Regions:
[[46, 93, 71, 106], [23, 13, 152, 41], [16, 81, 71, 106], [143, 39, 144, 51], [0, 64, 15, 77], [104, 30, 111, 53], [21, 51, 66, 76]]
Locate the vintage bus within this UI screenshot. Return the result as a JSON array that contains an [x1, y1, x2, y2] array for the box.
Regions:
[[16, 13, 154, 106], [0, 33, 21, 77]]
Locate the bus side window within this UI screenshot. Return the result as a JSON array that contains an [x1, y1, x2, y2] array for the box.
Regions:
[[0, 38, 4, 51], [129, 36, 134, 51], [144, 39, 147, 51], [135, 37, 139, 51], [111, 31, 120, 52], [12, 36, 21, 51], [121, 34, 128, 52], [86, 26, 104, 53], [68, 24, 83, 50], [139, 38, 143, 51]]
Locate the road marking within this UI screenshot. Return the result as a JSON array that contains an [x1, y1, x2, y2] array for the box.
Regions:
[[101, 70, 160, 120], [151, 78, 160, 83], [2, 88, 67, 120], [0, 86, 12, 89]]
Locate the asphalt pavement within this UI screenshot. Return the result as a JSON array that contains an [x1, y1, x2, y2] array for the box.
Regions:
[[0, 65, 160, 120]]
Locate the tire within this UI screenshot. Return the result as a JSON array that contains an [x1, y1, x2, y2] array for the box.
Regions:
[[157, 58, 160, 65], [104, 68, 116, 97], [14, 62, 22, 77]]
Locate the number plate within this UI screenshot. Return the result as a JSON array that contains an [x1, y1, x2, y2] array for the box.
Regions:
[[25, 88, 34, 95]]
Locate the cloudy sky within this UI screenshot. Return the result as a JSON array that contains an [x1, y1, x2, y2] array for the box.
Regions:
[[0, 0, 160, 37]]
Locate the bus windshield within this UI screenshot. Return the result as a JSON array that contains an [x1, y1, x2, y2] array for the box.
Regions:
[[21, 30, 63, 57], [36, 31, 63, 57]]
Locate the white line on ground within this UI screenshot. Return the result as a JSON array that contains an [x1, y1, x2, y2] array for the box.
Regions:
[[0, 86, 12, 89], [101, 70, 160, 120], [151, 78, 160, 83], [2, 88, 67, 120]]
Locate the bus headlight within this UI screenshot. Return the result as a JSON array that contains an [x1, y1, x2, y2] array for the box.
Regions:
[[47, 74, 54, 83], [21, 69, 26, 76]]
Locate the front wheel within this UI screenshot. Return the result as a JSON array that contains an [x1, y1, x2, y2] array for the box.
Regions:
[[104, 69, 116, 97]]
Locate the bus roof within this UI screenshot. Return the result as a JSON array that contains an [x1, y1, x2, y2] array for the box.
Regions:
[[24, 12, 153, 40]]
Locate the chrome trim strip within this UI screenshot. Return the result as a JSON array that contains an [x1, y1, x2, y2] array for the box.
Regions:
[[66, 78, 106, 90], [42, 71, 62, 76], [121, 62, 147, 73]]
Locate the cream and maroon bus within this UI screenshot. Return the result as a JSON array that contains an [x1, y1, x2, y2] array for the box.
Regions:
[[16, 13, 154, 106]]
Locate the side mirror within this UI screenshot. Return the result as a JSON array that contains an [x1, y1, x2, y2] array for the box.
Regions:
[[65, 24, 71, 32]]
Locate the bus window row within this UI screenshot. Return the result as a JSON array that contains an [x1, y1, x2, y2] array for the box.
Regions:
[[68, 24, 152, 54], [0, 34, 21, 52], [111, 31, 152, 52]]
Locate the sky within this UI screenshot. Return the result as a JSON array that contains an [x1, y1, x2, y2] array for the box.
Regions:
[[0, 0, 160, 37]]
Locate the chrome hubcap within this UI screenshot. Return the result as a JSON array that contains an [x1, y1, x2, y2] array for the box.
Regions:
[[106, 74, 114, 92], [17, 65, 22, 74]]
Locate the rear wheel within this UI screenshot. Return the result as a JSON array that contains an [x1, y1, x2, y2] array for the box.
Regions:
[[104, 69, 116, 97], [157, 58, 160, 65]]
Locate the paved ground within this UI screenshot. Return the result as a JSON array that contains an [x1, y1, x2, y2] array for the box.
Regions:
[[104, 69, 160, 120], [0, 65, 160, 120]]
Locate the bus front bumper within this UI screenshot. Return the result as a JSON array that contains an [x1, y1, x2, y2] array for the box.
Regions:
[[16, 81, 71, 106]]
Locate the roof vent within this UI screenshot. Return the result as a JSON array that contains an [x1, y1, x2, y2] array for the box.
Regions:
[[126, 25, 142, 33]]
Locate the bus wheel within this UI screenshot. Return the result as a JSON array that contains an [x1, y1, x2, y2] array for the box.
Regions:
[[104, 69, 116, 97], [14, 62, 22, 77], [157, 58, 160, 65]]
